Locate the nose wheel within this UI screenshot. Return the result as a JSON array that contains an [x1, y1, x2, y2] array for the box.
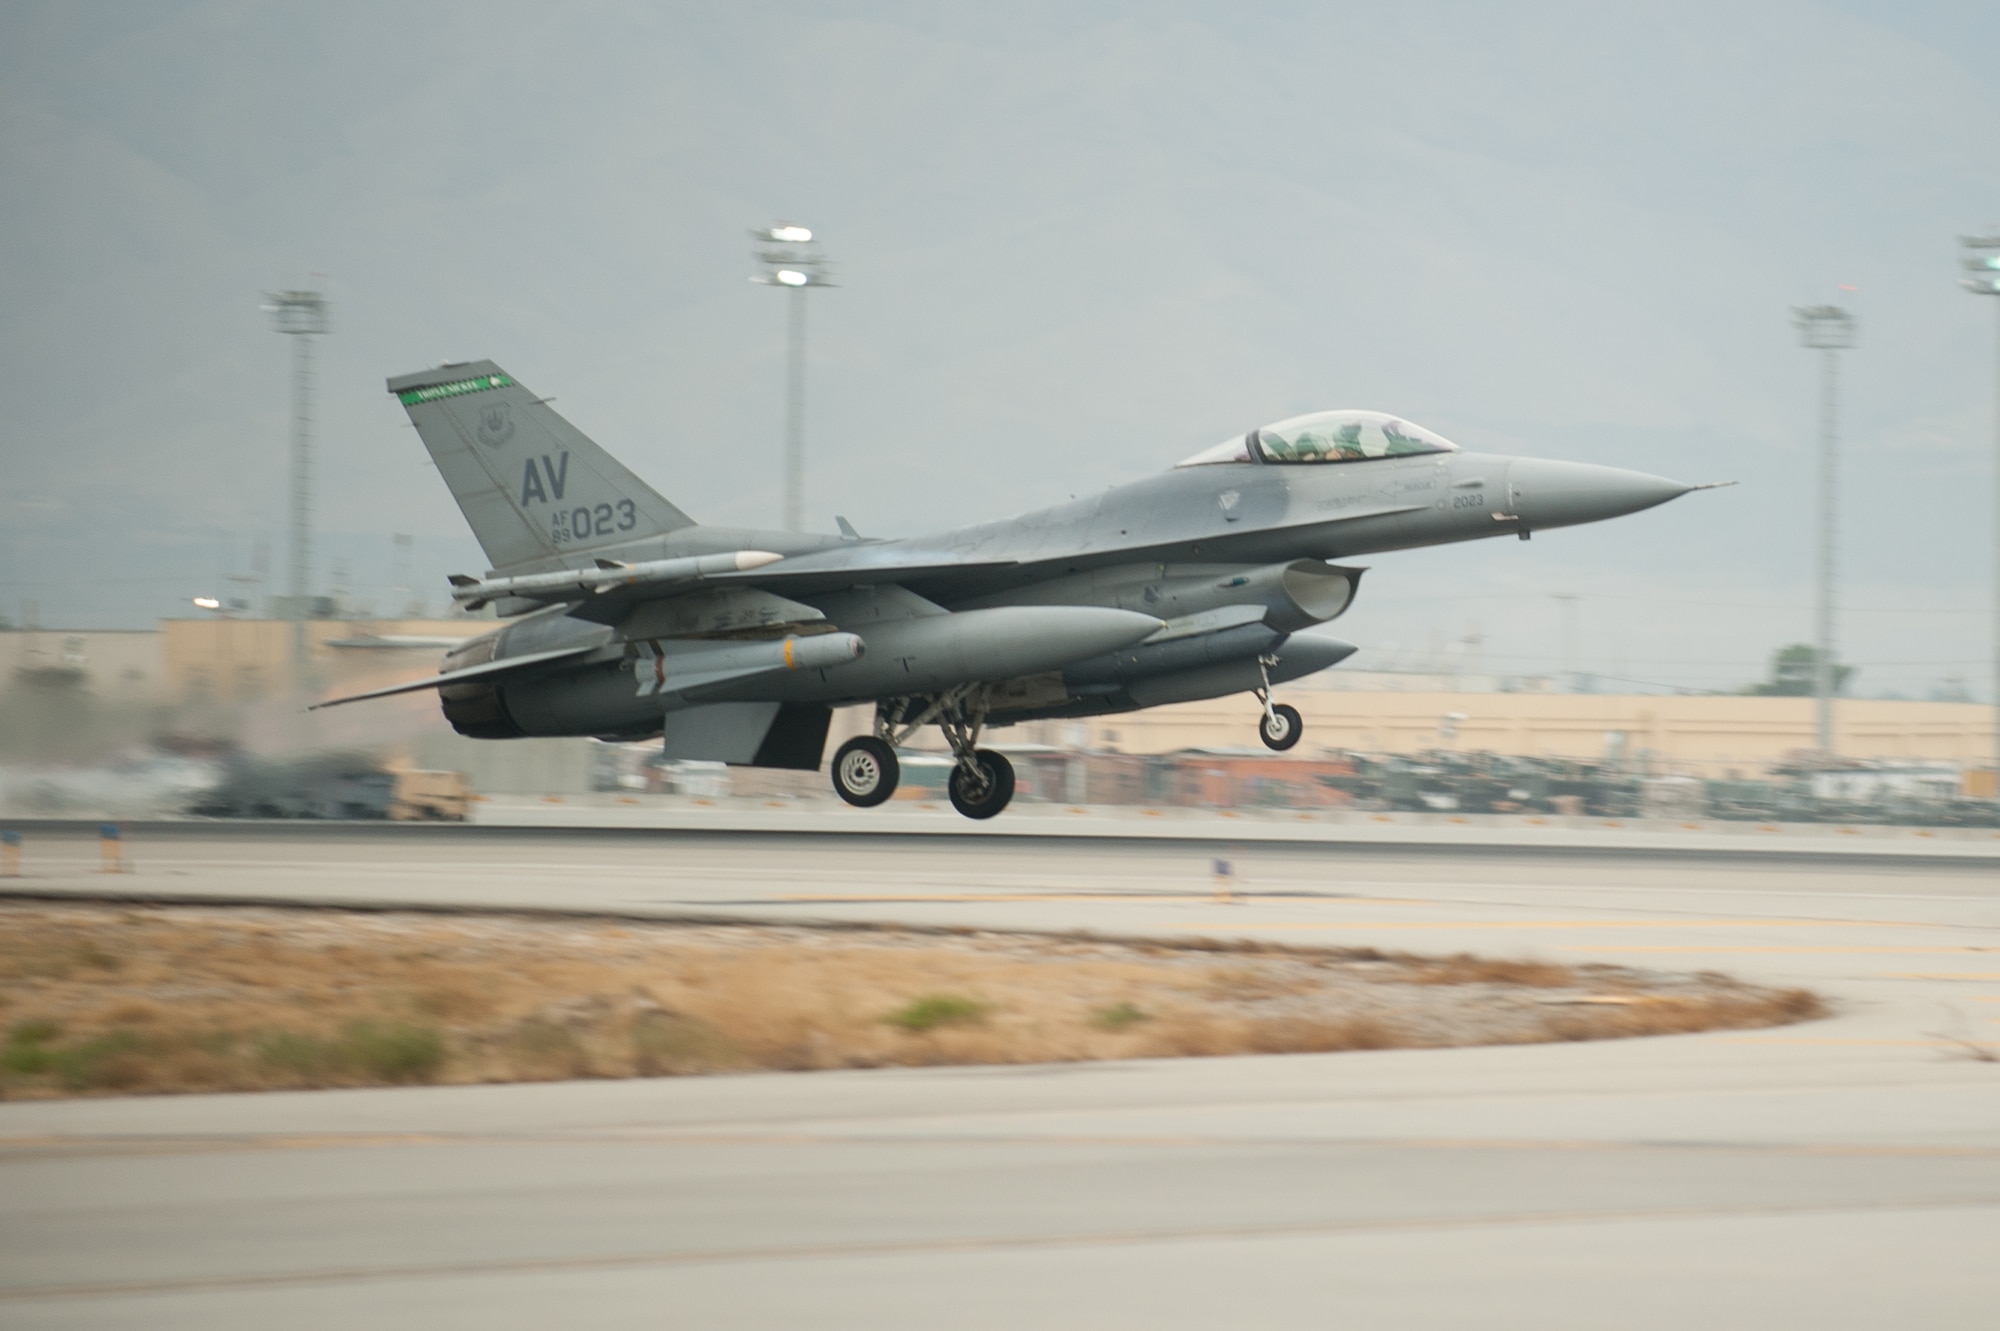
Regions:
[[831, 736, 900, 807], [1258, 702, 1303, 751]]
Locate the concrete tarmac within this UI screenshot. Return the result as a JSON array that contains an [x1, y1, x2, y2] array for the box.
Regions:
[[2, 823, 1998, 1327], [464, 790, 2000, 856]]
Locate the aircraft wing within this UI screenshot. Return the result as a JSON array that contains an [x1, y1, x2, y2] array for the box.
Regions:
[[713, 549, 1019, 594], [307, 645, 598, 710], [561, 551, 1020, 622]]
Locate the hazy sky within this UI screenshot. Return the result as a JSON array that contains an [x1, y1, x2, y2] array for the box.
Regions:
[[3, 0, 1997, 698]]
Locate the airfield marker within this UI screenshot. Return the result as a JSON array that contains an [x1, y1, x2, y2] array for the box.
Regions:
[[98, 823, 125, 874]]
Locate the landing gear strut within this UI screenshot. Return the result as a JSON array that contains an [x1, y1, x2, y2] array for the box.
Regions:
[[1254, 654, 1303, 752], [858, 687, 1018, 819]]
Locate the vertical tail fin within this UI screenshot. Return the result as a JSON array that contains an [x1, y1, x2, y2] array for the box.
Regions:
[[388, 361, 695, 570]]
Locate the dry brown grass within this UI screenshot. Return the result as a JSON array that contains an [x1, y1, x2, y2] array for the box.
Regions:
[[1400, 953, 1579, 988], [0, 903, 1825, 1099], [1536, 987, 1827, 1040]]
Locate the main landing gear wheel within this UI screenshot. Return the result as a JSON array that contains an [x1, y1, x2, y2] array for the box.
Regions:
[[831, 736, 900, 807], [947, 749, 1015, 820], [1259, 702, 1303, 751]]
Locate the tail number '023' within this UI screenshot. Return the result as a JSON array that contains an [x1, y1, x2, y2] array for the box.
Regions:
[[1451, 493, 1485, 509], [552, 499, 638, 543]]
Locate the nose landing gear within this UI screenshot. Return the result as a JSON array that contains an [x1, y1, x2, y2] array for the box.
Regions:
[[1253, 654, 1303, 751]]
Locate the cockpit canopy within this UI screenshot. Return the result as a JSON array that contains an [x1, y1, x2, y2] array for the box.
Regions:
[[1176, 410, 1460, 468]]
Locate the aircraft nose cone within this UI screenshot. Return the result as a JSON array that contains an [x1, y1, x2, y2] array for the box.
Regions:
[[1506, 459, 1692, 530]]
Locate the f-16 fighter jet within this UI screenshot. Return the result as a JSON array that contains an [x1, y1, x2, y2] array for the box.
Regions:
[[317, 361, 1707, 818]]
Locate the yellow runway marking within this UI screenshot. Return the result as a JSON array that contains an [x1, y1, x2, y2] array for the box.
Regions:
[[1558, 945, 1989, 955], [775, 893, 1393, 905], [1716, 1036, 1989, 1047], [776, 893, 1416, 905], [781, 893, 1211, 903], [1175, 919, 1923, 932]]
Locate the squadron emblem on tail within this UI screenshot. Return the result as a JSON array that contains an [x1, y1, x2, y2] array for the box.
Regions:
[[476, 402, 514, 448]]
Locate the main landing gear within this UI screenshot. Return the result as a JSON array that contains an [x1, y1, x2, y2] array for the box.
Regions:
[[830, 735, 899, 808], [1254, 654, 1303, 752], [946, 748, 1015, 820], [830, 686, 1017, 820]]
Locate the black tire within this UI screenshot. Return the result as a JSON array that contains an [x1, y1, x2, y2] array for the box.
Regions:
[[831, 736, 900, 807], [1259, 702, 1303, 751], [947, 749, 1016, 820]]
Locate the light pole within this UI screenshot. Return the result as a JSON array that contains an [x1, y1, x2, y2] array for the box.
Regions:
[[750, 223, 833, 532], [1793, 303, 1855, 758], [1963, 232, 2000, 795], [264, 287, 328, 675]]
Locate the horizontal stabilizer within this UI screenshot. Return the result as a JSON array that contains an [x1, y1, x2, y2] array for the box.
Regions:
[[306, 644, 597, 711]]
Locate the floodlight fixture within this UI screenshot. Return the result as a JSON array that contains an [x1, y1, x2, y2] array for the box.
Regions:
[[1792, 304, 1855, 349], [1961, 233, 2000, 295], [750, 222, 836, 531]]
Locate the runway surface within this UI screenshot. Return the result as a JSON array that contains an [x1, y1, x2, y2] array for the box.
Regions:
[[3, 823, 1998, 1327]]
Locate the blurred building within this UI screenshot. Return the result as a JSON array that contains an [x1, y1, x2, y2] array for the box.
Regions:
[[0, 627, 166, 700], [410, 732, 603, 796], [158, 617, 490, 704], [1012, 750, 1353, 808], [998, 689, 1994, 780], [4, 621, 1991, 787], [0, 618, 505, 780]]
